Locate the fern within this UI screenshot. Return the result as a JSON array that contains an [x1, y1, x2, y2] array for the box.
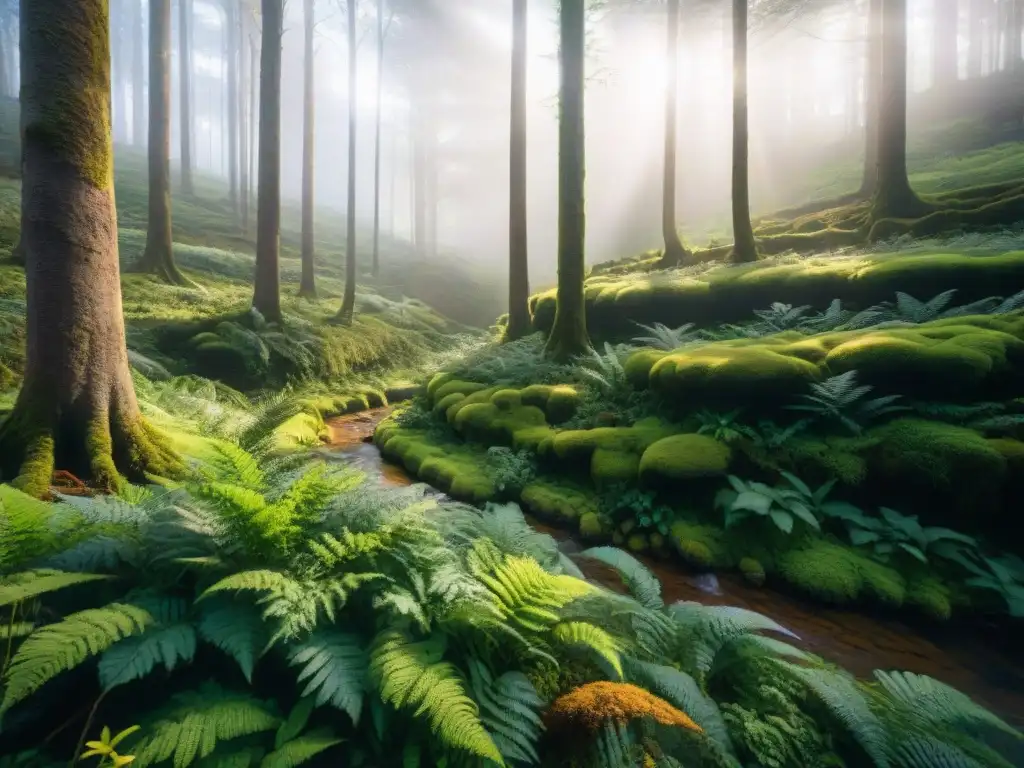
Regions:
[[0, 486, 65, 571], [368, 629, 503, 764], [578, 547, 663, 611], [0, 570, 112, 608], [468, 659, 544, 766], [552, 621, 623, 678], [631, 322, 699, 351], [98, 594, 196, 690], [131, 684, 281, 768], [752, 302, 812, 332], [260, 729, 342, 768], [196, 598, 268, 683], [287, 631, 367, 724], [788, 370, 907, 434], [1, 603, 154, 712]]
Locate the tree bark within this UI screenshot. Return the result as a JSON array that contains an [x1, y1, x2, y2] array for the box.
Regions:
[[253, 0, 283, 322], [130, 0, 189, 285], [932, 0, 959, 86], [860, 0, 883, 197], [872, 0, 928, 221], [299, 0, 317, 298], [730, 0, 757, 264], [248, 34, 257, 231], [336, 0, 358, 324], [0, 0, 182, 497], [505, 0, 531, 341], [226, 0, 239, 216], [544, 0, 591, 361], [371, 0, 385, 279], [238, 4, 249, 235], [659, 0, 688, 268], [179, 0, 194, 194], [132, 0, 145, 146]]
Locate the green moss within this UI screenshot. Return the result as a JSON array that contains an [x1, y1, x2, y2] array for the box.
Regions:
[[433, 391, 466, 415], [426, 372, 455, 401], [578, 512, 604, 538], [491, 389, 523, 409], [905, 576, 953, 621], [520, 479, 599, 523], [551, 418, 674, 462], [591, 448, 640, 487], [669, 521, 731, 570], [546, 386, 580, 423], [433, 379, 489, 403], [626, 533, 649, 553], [784, 437, 872, 485], [451, 401, 551, 449], [776, 540, 904, 608], [739, 557, 766, 587], [638, 434, 731, 487]]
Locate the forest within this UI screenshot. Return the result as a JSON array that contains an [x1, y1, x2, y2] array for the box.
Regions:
[[0, 0, 1023, 765]]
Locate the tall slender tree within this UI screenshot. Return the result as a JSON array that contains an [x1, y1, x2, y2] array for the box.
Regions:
[[0, 0, 182, 496], [299, 0, 317, 298], [179, 0, 194, 194], [130, 0, 189, 285], [238, 4, 249, 233], [505, 0, 531, 342], [253, 0, 284, 322], [659, 0, 689, 267], [336, 0, 358, 325], [730, 0, 757, 263], [860, 0, 883, 197], [248, 32, 258, 231], [371, 0, 391, 279], [226, 0, 240, 216], [872, 0, 928, 221], [132, 0, 145, 145], [544, 0, 591, 360]]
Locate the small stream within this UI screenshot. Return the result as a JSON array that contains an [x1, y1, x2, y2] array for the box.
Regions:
[[321, 408, 1024, 728]]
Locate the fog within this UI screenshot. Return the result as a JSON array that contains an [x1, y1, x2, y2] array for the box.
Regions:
[[105, 0, 1008, 284]]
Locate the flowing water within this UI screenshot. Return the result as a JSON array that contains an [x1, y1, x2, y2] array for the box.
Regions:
[[322, 408, 1024, 728]]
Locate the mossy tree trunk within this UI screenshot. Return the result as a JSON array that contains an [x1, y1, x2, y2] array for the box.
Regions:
[[505, 0, 531, 342], [336, 0, 358, 325], [226, 0, 239, 218], [253, 0, 283, 323], [729, 0, 757, 264], [544, 0, 592, 362], [130, 0, 189, 286], [932, 0, 959, 87], [132, 0, 145, 146], [871, 0, 929, 221], [0, 0, 182, 498], [179, 0, 193, 195], [859, 0, 883, 198], [658, 0, 689, 268], [299, 0, 317, 299]]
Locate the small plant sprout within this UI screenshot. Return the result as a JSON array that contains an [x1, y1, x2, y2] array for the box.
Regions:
[[81, 725, 140, 768]]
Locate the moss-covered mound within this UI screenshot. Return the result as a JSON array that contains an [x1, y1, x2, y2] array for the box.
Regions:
[[530, 251, 1024, 337], [627, 314, 1024, 407]]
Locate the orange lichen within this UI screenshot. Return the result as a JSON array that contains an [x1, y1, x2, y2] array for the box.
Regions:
[[546, 681, 703, 734]]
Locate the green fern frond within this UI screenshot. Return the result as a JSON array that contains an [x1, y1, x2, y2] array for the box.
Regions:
[[0, 485, 63, 571], [0, 622, 35, 640], [98, 595, 196, 690], [288, 631, 367, 724], [893, 734, 1013, 768], [260, 729, 343, 768], [207, 442, 267, 489], [468, 659, 544, 766], [578, 547, 663, 611], [874, 670, 1022, 740], [197, 598, 268, 682], [131, 683, 281, 768], [1, 603, 154, 712], [199, 570, 296, 602], [368, 629, 503, 764], [474, 554, 593, 635], [552, 622, 623, 679], [0, 570, 112, 608]]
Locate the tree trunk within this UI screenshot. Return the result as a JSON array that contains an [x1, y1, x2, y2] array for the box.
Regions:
[[544, 0, 591, 361], [179, 0, 194, 194], [371, 0, 385, 279], [253, 0, 283, 322], [299, 0, 317, 298], [132, 0, 145, 146], [860, 0, 883, 197], [130, 0, 189, 285], [412, 103, 426, 256], [336, 0, 358, 324], [872, 0, 928, 221], [967, 0, 984, 79], [730, 0, 757, 264], [226, 0, 239, 216], [659, 0, 688, 268], [932, 0, 959, 86], [238, 5, 249, 236], [505, 0, 531, 342], [249, 35, 257, 231], [0, 16, 8, 99], [0, 0, 182, 497]]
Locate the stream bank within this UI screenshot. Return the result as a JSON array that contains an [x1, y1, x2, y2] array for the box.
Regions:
[[323, 407, 1024, 728]]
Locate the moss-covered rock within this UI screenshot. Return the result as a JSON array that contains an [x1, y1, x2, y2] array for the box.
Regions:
[[520, 384, 580, 424], [626, 533, 649, 553], [434, 391, 466, 415], [578, 512, 605, 539], [521, 479, 599, 523], [591, 448, 641, 487], [426, 372, 455, 402], [739, 557, 766, 587], [905, 576, 953, 621], [433, 379, 489, 404], [776, 540, 905, 608], [669, 521, 731, 570], [638, 434, 731, 487]]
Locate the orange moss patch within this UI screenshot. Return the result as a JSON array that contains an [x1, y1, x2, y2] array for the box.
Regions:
[[546, 681, 703, 733]]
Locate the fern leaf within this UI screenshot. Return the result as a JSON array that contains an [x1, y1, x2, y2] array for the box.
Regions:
[[0, 570, 112, 608], [894, 735, 1011, 768], [196, 598, 268, 682], [199, 570, 295, 602], [552, 621, 623, 679], [98, 595, 196, 690], [288, 631, 367, 724], [368, 629, 502, 764], [578, 547, 663, 611], [1, 603, 154, 712], [468, 659, 544, 766], [260, 729, 343, 768]]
